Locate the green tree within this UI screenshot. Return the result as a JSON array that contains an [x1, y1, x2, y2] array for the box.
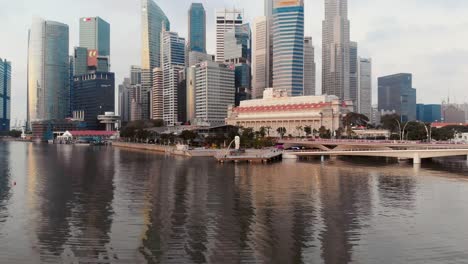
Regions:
[[380, 114, 401, 133], [180, 130, 198, 144], [258, 127, 267, 138], [8, 130, 22, 138]]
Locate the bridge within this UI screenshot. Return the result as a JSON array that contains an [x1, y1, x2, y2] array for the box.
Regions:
[[279, 139, 468, 166]]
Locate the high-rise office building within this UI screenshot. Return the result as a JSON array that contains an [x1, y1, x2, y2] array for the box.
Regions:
[[252, 16, 272, 98], [322, 0, 351, 99], [417, 104, 441, 123], [130, 65, 142, 85], [378, 73, 417, 122], [224, 23, 252, 106], [186, 66, 197, 123], [357, 58, 372, 119], [161, 30, 185, 125], [304, 37, 316, 96], [0, 58, 11, 132], [224, 23, 251, 63], [73, 47, 88, 76], [195, 61, 235, 126], [27, 18, 69, 127], [79, 17, 110, 57], [187, 51, 214, 67], [151, 68, 163, 120], [119, 78, 132, 123], [349, 41, 358, 105], [272, 0, 305, 96], [188, 3, 206, 53], [141, 0, 170, 120], [72, 72, 115, 130], [215, 8, 244, 63], [177, 70, 187, 123], [130, 84, 143, 121]]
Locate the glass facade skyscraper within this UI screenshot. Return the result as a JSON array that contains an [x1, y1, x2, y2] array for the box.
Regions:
[[322, 0, 351, 100], [272, 0, 305, 96], [215, 8, 244, 63], [160, 30, 185, 125], [141, 0, 170, 120], [378, 73, 417, 122], [72, 72, 115, 130], [0, 58, 11, 132], [188, 3, 206, 53], [141, 0, 170, 70], [27, 18, 69, 127], [79, 17, 110, 57]]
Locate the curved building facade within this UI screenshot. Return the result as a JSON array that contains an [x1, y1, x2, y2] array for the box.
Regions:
[[141, 0, 170, 120], [141, 0, 170, 70], [27, 18, 69, 126], [272, 0, 304, 96]]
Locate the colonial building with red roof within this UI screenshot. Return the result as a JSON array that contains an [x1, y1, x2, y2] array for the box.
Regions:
[[226, 88, 354, 137]]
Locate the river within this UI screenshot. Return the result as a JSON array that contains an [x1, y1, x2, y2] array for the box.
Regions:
[[1, 141, 468, 263]]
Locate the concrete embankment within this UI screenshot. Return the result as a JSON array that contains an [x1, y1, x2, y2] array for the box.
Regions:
[[112, 142, 174, 153], [112, 142, 219, 157]]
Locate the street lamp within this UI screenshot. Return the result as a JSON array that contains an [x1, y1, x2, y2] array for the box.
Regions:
[[394, 119, 402, 141]]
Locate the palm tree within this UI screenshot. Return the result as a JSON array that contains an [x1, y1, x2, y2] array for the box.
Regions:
[[277, 127, 287, 139]]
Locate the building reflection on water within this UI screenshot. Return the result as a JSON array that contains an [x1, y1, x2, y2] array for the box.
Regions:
[[1, 143, 468, 263], [25, 145, 116, 262]]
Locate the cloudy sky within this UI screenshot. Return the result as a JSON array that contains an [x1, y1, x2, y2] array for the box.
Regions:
[[1, 0, 467, 124]]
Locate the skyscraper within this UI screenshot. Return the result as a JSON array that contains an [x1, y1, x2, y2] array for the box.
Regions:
[[252, 16, 272, 98], [378, 73, 417, 122], [73, 47, 88, 76], [304, 37, 316, 96], [119, 78, 131, 123], [72, 72, 115, 130], [357, 58, 372, 119], [79, 17, 110, 57], [151, 68, 163, 120], [349, 41, 358, 106], [224, 23, 252, 106], [161, 30, 185, 125], [0, 58, 11, 132], [215, 8, 244, 63], [141, 0, 170, 120], [27, 18, 69, 127], [322, 0, 351, 100], [224, 23, 251, 62], [130, 65, 142, 85], [188, 3, 206, 53], [272, 0, 305, 96], [195, 61, 235, 126]]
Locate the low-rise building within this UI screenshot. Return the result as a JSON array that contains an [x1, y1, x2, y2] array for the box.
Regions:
[[226, 88, 353, 137]]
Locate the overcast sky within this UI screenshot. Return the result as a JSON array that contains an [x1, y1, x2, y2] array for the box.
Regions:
[[1, 0, 467, 124]]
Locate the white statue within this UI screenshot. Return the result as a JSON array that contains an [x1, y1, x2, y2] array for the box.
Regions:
[[21, 126, 26, 139], [234, 136, 240, 150]]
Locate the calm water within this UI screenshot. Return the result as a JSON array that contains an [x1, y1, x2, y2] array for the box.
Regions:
[[1, 142, 468, 263]]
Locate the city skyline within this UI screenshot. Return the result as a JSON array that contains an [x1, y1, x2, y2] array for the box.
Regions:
[[1, 0, 468, 123]]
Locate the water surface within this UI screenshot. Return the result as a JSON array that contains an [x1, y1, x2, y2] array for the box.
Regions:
[[0, 142, 468, 263]]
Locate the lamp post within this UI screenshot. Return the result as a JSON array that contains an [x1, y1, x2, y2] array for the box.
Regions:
[[394, 119, 402, 141]]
